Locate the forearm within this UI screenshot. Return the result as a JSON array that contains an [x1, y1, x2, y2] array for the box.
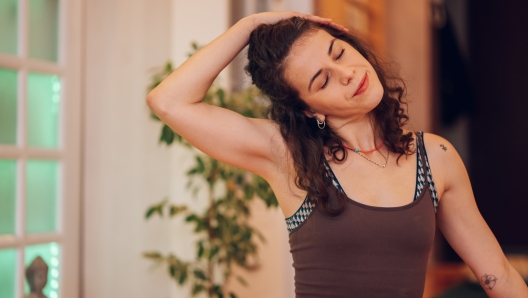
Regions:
[[147, 15, 257, 109], [484, 263, 528, 297]]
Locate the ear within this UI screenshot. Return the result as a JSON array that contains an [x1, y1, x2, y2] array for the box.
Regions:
[[303, 110, 325, 122], [303, 109, 314, 118]]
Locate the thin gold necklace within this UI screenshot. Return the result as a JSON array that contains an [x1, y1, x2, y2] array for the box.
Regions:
[[353, 149, 389, 168], [343, 143, 390, 169]]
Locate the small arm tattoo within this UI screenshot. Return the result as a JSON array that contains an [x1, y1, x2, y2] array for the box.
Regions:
[[440, 144, 447, 151], [481, 273, 498, 290]]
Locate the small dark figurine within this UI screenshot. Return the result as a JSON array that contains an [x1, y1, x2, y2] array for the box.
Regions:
[[25, 256, 48, 298]]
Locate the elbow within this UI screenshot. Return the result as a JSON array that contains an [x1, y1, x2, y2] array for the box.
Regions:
[[146, 89, 167, 116], [146, 90, 158, 111]]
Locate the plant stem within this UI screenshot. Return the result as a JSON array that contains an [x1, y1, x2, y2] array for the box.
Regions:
[[207, 183, 215, 298]]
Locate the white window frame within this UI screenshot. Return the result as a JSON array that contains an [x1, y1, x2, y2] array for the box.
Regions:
[[0, 0, 82, 297]]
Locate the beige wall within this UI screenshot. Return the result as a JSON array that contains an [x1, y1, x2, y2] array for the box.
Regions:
[[385, 0, 432, 132], [83, 0, 174, 297]]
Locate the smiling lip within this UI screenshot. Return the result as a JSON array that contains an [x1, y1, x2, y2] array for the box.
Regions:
[[353, 73, 369, 97]]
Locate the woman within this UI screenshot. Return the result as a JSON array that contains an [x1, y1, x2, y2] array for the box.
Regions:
[[147, 11, 527, 297]]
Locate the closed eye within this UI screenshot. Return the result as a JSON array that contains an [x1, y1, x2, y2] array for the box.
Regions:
[[321, 49, 344, 90], [321, 74, 329, 89], [336, 49, 344, 60]]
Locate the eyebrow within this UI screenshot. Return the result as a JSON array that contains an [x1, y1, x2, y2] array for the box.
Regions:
[[308, 38, 337, 92]]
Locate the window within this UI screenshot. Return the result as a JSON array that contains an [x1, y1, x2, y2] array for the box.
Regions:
[[0, 0, 81, 297]]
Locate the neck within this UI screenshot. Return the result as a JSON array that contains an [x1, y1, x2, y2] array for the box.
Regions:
[[328, 114, 381, 151]]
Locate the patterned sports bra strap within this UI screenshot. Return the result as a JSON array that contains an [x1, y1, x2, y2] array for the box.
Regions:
[[417, 131, 429, 187]]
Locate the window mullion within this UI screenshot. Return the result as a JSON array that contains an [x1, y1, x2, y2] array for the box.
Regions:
[[18, 0, 28, 59]]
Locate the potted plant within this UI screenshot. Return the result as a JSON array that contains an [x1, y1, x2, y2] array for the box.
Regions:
[[144, 45, 278, 298]]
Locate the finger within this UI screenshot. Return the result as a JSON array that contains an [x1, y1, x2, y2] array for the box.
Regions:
[[302, 14, 348, 32], [311, 16, 332, 22], [329, 22, 349, 32], [303, 14, 332, 23]]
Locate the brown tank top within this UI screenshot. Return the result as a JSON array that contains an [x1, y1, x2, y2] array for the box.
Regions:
[[287, 132, 437, 297]]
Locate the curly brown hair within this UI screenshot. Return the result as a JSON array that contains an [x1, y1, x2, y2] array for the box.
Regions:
[[245, 17, 413, 216]]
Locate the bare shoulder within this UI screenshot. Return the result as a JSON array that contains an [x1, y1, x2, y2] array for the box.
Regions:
[[421, 132, 464, 165], [421, 132, 467, 200]]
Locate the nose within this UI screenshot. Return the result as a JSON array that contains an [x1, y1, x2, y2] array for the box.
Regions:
[[338, 65, 354, 85]]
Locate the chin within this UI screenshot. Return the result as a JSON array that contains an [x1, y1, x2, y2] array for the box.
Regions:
[[364, 86, 384, 111]]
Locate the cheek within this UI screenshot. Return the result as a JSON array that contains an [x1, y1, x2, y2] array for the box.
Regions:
[[299, 94, 330, 114], [364, 70, 383, 95], [364, 80, 385, 107]]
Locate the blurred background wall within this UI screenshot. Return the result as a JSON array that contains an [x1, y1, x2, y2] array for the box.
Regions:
[[83, 0, 174, 297], [467, 0, 528, 253]]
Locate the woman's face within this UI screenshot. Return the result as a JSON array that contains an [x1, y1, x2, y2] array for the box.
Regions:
[[283, 29, 384, 126]]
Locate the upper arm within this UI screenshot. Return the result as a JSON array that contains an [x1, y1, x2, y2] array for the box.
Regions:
[[147, 96, 285, 178], [424, 133, 511, 293]]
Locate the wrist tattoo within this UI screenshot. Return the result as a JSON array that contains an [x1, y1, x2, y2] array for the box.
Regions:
[[480, 273, 498, 290], [440, 144, 447, 151]]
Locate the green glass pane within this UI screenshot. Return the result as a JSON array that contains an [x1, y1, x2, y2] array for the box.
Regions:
[[27, 72, 60, 148], [29, 0, 59, 61], [0, 68, 18, 144], [26, 160, 58, 234], [0, 0, 18, 55], [0, 249, 16, 298], [25, 243, 60, 298], [0, 159, 17, 235]]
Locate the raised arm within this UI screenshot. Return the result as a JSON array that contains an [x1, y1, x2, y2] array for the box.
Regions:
[[425, 133, 528, 297], [146, 12, 344, 177]]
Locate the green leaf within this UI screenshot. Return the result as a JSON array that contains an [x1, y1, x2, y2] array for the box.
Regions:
[[145, 206, 157, 219], [160, 124, 175, 145], [178, 269, 188, 285], [185, 214, 199, 223], [142, 251, 162, 260], [164, 61, 173, 72], [197, 241, 204, 259], [243, 229, 252, 241], [193, 269, 207, 280], [243, 185, 254, 200], [169, 265, 176, 277], [192, 284, 206, 295], [150, 112, 160, 121], [229, 293, 237, 298], [145, 199, 168, 219], [145, 204, 165, 219], [169, 205, 188, 217], [216, 88, 226, 107], [195, 156, 205, 173], [186, 168, 199, 175], [213, 285, 223, 297], [202, 92, 213, 103], [209, 245, 220, 260], [236, 275, 248, 287]]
